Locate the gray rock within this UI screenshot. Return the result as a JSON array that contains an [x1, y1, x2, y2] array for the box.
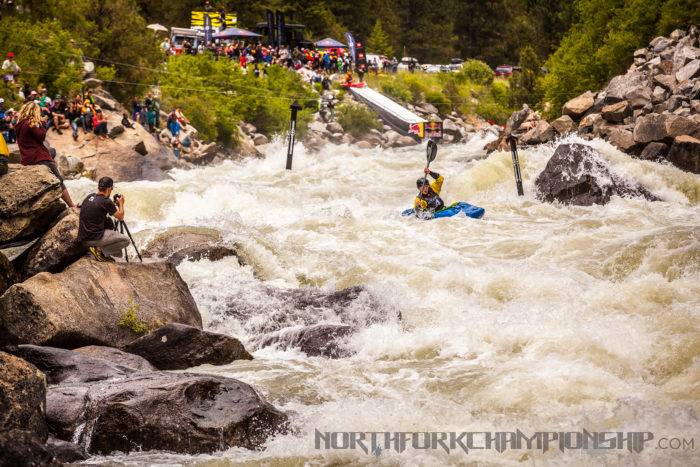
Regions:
[[252, 133, 269, 146], [74, 345, 155, 371], [633, 48, 648, 58], [355, 141, 372, 149], [18, 207, 85, 280], [142, 226, 237, 266], [562, 91, 594, 119], [633, 113, 669, 143], [0, 259, 202, 348], [650, 36, 672, 54], [579, 113, 602, 133], [11, 345, 144, 385], [653, 74, 677, 91], [665, 114, 700, 138], [625, 86, 653, 109], [652, 86, 667, 104], [601, 101, 630, 123], [47, 372, 288, 454], [669, 29, 686, 41], [605, 72, 646, 103], [0, 165, 66, 245], [550, 115, 577, 135], [326, 121, 344, 134], [0, 352, 48, 439], [416, 103, 439, 115], [255, 324, 354, 358], [240, 122, 257, 135], [82, 78, 103, 89], [667, 135, 700, 173], [607, 127, 639, 153], [108, 124, 125, 139], [123, 323, 252, 370], [639, 142, 669, 160], [676, 59, 700, 82], [520, 120, 556, 145], [132, 140, 148, 156], [535, 143, 659, 206], [394, 135, 419, 147], [383, 130, 401, 145]]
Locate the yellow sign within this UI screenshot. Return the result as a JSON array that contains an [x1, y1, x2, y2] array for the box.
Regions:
[[191, 11, 237, 29]]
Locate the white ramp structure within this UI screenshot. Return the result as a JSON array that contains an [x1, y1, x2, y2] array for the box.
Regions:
[[348, 85, 426, 139]]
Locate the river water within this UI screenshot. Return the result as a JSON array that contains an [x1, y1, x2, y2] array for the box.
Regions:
[[68, 134, 699, 466]]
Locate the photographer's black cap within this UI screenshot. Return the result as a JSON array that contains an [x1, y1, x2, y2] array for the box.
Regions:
[[98, 177, 114, 191]]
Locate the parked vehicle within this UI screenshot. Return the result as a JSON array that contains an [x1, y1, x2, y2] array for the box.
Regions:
[[494, 64, 521, 78], [398, 57, 420, 71], [449, 58, 464, 72], [170, 27, 203, 54]]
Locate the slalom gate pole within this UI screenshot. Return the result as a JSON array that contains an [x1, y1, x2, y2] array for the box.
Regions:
[[285, 100, 302, 170], [507, 134, 524, 196]]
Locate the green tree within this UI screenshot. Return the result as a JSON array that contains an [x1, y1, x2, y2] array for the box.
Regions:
[[367, 19, 394, 56], [509, 46, 543, 108]]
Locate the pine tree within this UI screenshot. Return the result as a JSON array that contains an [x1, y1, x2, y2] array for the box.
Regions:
[[367, 19, 394, 56], [509, 45, 543, 108]]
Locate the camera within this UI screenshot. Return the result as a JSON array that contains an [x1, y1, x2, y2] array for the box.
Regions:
[[113, 193, 122, 203]]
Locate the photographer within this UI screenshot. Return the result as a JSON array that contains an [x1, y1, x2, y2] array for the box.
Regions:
[[78, 177, 130, 262]]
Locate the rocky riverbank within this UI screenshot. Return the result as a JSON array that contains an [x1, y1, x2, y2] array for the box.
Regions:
[[485, 27, 699, 175]]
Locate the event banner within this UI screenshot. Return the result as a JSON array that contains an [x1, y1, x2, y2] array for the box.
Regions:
[[191, 11, 237, 30]]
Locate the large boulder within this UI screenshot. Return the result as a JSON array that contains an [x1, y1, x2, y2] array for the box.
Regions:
[[0, 430, 60, 467], [625, 86, 653, 109], [18, 208, 85, 280], [255, 324, 354, 358], [534, 143, 659, 205], [550, 115, 577, 135], [0, 259, 202, 348], [0, 165, 66, 245], [0, 351, 48, 439], [326, 121, 344, 134], [653, 74, 677, 91], [519, 120, 556, 145], [665, 114, 700, 138], [667, 135, 700, 174], [93, 148, 171, 183], [142, 226, 238, 265], [123, 323, 252, 370], [639, 142, 669, 160], [11, 345, 144, 385], [601, 101, 631, 123], [47, 372, 288, 454], [562, 91, 595, 119], [633, 113, 669, 143]]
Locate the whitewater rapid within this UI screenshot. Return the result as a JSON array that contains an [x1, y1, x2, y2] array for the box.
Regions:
[[67, 134, 700, 465]]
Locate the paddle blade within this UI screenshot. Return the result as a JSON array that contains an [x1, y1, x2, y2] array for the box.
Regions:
[[426, 139, 438, 164]]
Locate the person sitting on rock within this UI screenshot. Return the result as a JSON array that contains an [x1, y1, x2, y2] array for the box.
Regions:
[[167, 110, 181, 137], [78, 177, 129, 262], [92, 107, 108, 139], [64, 101, 82, 141], [414, 167, 445, 218], [121, 112, 135, 129], [15, 101, 75, 207]]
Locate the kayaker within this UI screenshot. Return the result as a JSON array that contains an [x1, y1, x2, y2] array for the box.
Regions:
[[414, 168, 444, 216]]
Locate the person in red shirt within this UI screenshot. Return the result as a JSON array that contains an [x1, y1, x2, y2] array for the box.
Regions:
[[15, 101, 75, 207]]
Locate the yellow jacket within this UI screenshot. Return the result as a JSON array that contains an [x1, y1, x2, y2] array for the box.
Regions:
[[414, 173, 444, 210]]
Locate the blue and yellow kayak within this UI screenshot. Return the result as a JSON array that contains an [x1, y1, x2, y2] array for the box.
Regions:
[[402, 202, 485, 219]]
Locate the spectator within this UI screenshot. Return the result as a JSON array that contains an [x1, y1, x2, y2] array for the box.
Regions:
[[167, 109, 181, 137], [146, 98, 158, 132], [15, 101, 75, 207], [81, 98, 94, 132], [131, 97, 141, 121], [64, 101, 82, 141], [92, 107, 108, 139], [0, 130, 8, 176], [2, 52, 20, 85], [121, 112, 135, 129], [4, 108, 17, 143], [171, 137, 181, 159]]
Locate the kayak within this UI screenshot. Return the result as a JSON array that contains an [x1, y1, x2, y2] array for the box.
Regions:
[[401, 202, 485, 219], [341, 82, 366, 88]]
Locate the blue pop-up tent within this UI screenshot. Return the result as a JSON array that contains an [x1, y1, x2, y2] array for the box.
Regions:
[[315, 37, 347, 48], [213, 27, 262, 39]]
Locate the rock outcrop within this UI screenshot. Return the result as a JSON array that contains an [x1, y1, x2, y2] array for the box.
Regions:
[[254, 324, 354, 358], [0, 259, 202, 348], [485, 105, 558, 153], [142, 226, 238, 266], [47, 372, 288, 454], [558, 28, 700, 173], [17, 207, 85, 279], [0, 251, 17, 296], [123, 323, 252, 370], [0, 165, 66, 245], [0, 351, 48, 439], [535, 143, 660, 205]]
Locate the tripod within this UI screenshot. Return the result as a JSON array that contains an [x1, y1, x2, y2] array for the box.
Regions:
[[115, 219, 143, 263]]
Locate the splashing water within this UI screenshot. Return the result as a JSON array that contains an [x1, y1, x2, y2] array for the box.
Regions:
[[72, 133, 700, 465]]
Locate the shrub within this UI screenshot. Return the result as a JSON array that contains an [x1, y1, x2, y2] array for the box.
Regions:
[[460, 59, 494, 86], [424, 90, 451, 114], [337, 103, 381, 138], [381, 81, 411, 102]]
